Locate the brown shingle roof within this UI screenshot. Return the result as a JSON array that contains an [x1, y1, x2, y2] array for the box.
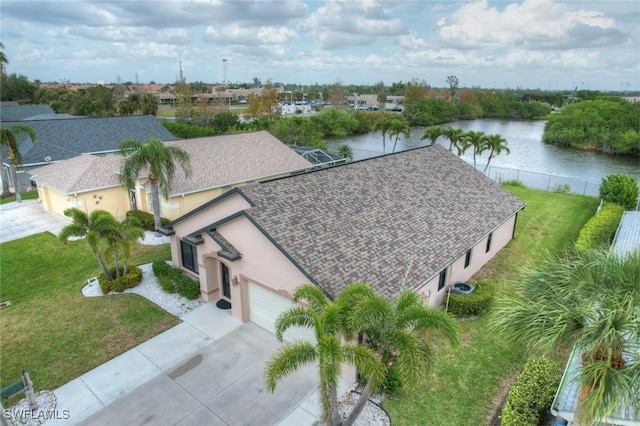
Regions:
[[30, 154, 121, 193], [163, 131, 312, 196], [240, 145, 525, 300]]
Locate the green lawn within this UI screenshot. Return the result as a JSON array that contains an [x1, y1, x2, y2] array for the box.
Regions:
[[383, 185, 599, 426], [0, 233, 176, 399], [0, 191, 39, 205]]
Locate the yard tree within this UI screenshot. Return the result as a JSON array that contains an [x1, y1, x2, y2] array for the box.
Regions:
[[0, 124, 37, 201], [119, 137, 192, 230], [59, 209, 121, 280], [403, 78, 429, 109], [373, 117, 393, 153], [336, 143, 354, 162], [103, 216, 144, 277], [265, 284, 385, 426], [492, 249, 640, 425], [0, 41, 7, 68], [140, 93, 159, 115], [442, 126, 465, 153], [338, 283, 459, 424], [389, 118, 410, 153], [421, 126, 445, 146], [483, 133, 510, 172], [462, 130, 488, 168], [261, 79, 281, 119]]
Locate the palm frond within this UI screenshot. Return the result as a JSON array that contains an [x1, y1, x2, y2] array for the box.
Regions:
[[274, 306, 316, 341], [292, 284, 330, 314], [264, 341, 317, 393]]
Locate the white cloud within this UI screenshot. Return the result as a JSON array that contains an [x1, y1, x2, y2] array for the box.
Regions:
[[301, 0, 407, 49], [257, 26, 299, 44], [439, 0, 625, 50]]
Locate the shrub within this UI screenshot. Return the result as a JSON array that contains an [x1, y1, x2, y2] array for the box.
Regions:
[[499, 179, 525, 187], [152, 261, 200, 299], [446, 280, 494, 318], [575, 203, 625, 252], [599, 174, 639, 210], [501, 356, 562, 426], [126, 210, 169, 231], [174, 274, 201, 300], [152, 261, 177, 293], [98, 266, 142, 294], [162, 121, 216, 138]]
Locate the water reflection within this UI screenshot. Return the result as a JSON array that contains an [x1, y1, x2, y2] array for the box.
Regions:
[[329, 119, 639, 182]]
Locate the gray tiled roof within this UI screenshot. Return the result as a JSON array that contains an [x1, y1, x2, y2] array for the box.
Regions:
[[1, 104, 55, 121], [240, 145, 526, 300], [162, 132, 312, 196], [2, 115, 175, 166], [30, 154, 121, 193], [30, 131, 311, 196]]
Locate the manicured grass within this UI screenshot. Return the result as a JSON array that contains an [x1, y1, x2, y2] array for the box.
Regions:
[[0, 233, 177, 399], [383, 185, 599, 426], [0, 191, 39, 204]]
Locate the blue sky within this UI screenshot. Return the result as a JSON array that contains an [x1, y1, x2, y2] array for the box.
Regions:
[[1, 0, 638, 91]]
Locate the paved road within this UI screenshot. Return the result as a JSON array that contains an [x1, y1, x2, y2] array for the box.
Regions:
[[0, 200, 70, 243]]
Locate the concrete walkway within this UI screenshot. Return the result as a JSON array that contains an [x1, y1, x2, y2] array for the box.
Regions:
[[0, 200, 70, 243], [46, 304, 349, 426]]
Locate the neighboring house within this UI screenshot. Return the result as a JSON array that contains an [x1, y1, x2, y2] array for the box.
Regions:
[[1, 115, 175, 190], [159, 145, 525, 336], [551, 211, 640, 426], [31, 131, 312, 220], [0, 104, 55, 122]]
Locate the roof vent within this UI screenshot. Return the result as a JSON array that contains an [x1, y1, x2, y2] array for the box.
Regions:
[[44, 156, 52, 162]]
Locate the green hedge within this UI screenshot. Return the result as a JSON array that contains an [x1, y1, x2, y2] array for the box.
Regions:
[[98, 266, 142, 294], [446, 280, 494, 317], [599, 174, 639, 210], [501, 356, 562, 426], [152, 261, 200, 300], [575, 203, 625, 252], [126, 210, 169, 231], [162, 121, 217, 138]]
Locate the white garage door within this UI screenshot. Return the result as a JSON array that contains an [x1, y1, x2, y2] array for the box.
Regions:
[[247, 282, 315, 343]]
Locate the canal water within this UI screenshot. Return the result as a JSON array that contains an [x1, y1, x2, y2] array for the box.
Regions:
[[328, 119, 640, 184]]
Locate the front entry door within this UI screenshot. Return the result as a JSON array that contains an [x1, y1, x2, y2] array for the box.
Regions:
[[221, 263, 231, 299]]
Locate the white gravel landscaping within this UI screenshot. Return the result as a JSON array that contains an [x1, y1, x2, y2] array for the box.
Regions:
[[81, 263, 204, 318]]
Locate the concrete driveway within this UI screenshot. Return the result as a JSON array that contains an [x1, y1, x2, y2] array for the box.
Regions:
[[0, 200, 70, 243], [48, 304, 344, 426]]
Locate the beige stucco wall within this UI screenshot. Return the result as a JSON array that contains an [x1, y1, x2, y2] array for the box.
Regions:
[[39, 185, 131, 220], [159, 188, 224, 221], [416, 213, 518, 307]]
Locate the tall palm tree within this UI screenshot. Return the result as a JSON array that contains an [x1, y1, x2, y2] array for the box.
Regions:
[[492, 249, 640, 425], [0, 124, 37, 202], [483, 133, 510, 172], [338, 283, 459, 424], [389, 118, 410, 153], [462, 130, 488, 168], [59, 209, 121, 280], [421, 126, 445, 146], [373, 117, 393, 153], [265, 284, 384, 426], [119, 138, 192, 231], [442, 126, 465, 153]]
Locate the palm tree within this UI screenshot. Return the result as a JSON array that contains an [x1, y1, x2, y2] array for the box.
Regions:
[[265, 284, 384, 426], [483, 134, 510, 173], [119, 138, 192, 231], [103, 216, 144, 277], [388, 118, 410, 153], [0, 41, 8, 70], [492, 249, 640, 425], [462, 130, 488, 168], [0, 124, 37, 202], [336, 143, 354, 162], [59, 209, 121, 280], [421, 126, 445, 146], [338, 283, 459, 424], [373, 117, 393, 153], [442, 126, 465, 153]]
